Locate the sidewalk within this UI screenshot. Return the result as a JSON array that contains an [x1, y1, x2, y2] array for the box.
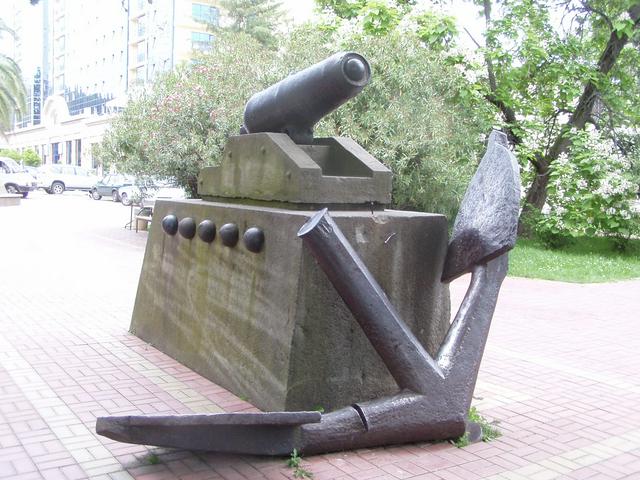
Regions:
[[1, 194, 639, 479]]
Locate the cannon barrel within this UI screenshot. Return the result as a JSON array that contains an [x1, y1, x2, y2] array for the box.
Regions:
[[242, 52, 371, 144]]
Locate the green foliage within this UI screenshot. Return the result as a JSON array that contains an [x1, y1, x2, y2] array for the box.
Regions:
[[315, 0, 415, 35], [452, 406, 501, 448], [0, 148, 40, 166], [0, 20, 27, 134], [360, 1, 401, 34], [100, 25, 490, 219], [0, 148, 22, 161], [534, 129, 639, 250], [316, 0, 367, 19], [286, 449, 313, 478], [218, 0, 283, 48], [21, 148, 41, 167], [452, 431, 471, 448], [509, 236, 640, 282], [316, 0, 416, 19], [147, 453, 160, 465], [468, 406, 501, 442], [415, 11, 458, 52]]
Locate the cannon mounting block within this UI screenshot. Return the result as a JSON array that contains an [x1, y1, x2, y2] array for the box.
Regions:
[[198, 133, 392, 208]]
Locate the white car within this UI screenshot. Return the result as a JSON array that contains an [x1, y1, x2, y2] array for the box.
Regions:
[[0, 157, 38, 197], [37, 164, 98, 194], [117, 184, 146, 206], [118, 182, 186, 207]]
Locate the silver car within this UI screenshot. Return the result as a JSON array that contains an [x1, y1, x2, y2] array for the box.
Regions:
[[37, 164, 98, 194]]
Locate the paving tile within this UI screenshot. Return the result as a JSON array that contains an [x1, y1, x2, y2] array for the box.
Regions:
[[1, 194, 639, 480]]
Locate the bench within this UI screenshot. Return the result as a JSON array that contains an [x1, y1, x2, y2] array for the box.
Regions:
[[135, 206, 153, 232]]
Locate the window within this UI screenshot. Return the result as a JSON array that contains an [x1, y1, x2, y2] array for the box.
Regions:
[[192, 4, 219, 26], [52, 142, 60, 164], [137, 44, 146, 63], [137, 20, 146, 38], [75, 139, 82, 166], [191, 32, 214, 52], [136, 65, 146, 83], [66, 141, 72, 164]]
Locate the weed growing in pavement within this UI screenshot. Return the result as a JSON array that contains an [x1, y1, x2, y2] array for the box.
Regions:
[[469, 406, 501, 442], [452, 406, 501, 448], [147, 453, 160, 465], [286, 448, 313, 478], [452, 431, 471, 448]]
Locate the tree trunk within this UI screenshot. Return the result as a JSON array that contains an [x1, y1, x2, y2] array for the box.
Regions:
[[517, 159, 550, 235]]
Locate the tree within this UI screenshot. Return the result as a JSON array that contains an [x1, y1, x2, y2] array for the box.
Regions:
[[315, 0, 640, 236], [218, 0, 284, 48], [0, 19, 27, 134], [316, 0, 416, 35], [0, 148, 41, 167], [22, 148, 40, 167], [474, 0, 640, 232]]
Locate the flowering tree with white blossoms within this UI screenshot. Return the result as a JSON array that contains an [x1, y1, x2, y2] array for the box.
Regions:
[[538, 128, 638, 249]]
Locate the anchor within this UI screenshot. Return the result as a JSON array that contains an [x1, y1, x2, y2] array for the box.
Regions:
[[96, 126, 520, 455]]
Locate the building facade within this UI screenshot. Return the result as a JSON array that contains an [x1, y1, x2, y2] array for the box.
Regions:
[[1, 0, 220, 172]]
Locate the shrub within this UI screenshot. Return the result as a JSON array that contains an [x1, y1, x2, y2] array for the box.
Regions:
[[535, 129, 639, 250]]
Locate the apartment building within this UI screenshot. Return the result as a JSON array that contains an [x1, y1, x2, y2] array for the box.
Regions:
[[1, 0, 220, 171]]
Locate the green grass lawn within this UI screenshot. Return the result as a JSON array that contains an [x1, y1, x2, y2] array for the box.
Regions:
[[508, 236, 640, 283]]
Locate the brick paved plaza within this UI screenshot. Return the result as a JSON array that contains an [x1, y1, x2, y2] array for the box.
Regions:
[[1, 193, 639, 479]]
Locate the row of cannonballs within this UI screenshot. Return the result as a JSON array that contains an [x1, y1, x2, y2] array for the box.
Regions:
[[161, 214, 265, 253]]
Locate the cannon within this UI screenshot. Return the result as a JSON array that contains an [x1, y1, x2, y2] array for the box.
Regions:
[[242, 52, 371, 144]]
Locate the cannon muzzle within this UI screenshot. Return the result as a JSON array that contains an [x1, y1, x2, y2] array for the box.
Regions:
[[242, 52, 371, 144]]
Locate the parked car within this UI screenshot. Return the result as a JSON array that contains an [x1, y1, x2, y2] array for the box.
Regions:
[[117, 184, 147, 206], [23, 166, 38, 181], [140, 183, 187, 208], [0, 156, 38, 197], [118, 180, 186, 207], [90, 174, 136, 201], [37, 164, 98, 194]]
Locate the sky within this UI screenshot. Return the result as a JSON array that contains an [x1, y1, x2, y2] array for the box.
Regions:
[[281, 0, 316, 24]]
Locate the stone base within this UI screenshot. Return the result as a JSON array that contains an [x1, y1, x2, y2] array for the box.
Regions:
[[130, 199, 450, 412]]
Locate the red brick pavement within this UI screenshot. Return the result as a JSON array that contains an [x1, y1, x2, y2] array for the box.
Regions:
[[1, 193, 639, 479]]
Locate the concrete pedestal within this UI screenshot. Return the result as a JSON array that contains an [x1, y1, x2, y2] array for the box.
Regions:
[[130, 199, 450, 412]]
